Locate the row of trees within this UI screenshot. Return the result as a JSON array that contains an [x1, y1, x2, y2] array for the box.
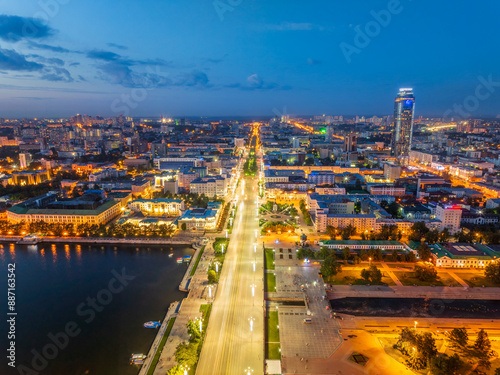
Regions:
[[168, 308, 211, 374], [297, 246, 417, 263], [0, 221, 176, 238], [298, 200, 313, 226], [408, 222, 451, 244], [396, 326, 496, 373], [326, 224, 357, 240]]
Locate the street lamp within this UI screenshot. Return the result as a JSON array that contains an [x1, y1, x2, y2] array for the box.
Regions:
[[250, 284, 256, 297], [208, 285, 212, 298], [249, 317, 255, 332], [181, 364, 190, 375], [245, 367, 253, 375], [369, 257, 372, 266], [196, 317, 203, 334], [214, 261, 221, 273], [254, 243, 257, 253], [225, 229, 228, 238], [255, 229, 258, 238], [251, 261, 256, 272], [221, 244, 225, 254], [414, 321, 418, 330]]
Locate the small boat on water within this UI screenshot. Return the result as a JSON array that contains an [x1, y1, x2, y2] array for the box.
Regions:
[[144, 321, 161, 328], [183, 255, 192, 263], [131, 353, 146, 360], [130, 353, 146, 364], [168, 253, 174, 257], [176, 257, 183, 263]]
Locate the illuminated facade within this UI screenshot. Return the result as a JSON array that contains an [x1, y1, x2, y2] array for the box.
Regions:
[[391, 88, 415, 160]]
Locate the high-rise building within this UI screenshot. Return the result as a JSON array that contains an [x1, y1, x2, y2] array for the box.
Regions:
[[391, 88, 415, 160], [343, 134, 357, 152], [19, 153, 32, 169]]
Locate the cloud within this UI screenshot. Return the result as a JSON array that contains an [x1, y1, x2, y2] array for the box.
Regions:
[[0, 48, 43, 71], [27, 41, 76, 54], [261, 22, 323, 31], [307, 58, 321, 65], [40, 66, 73, 82], [69, 62, 80, 67], [0, 15, 55, 42], [226, 74, 291, 91], [28, 54, 65, 66], [78, 75, 86, 82], [96, 61, 170, 88], [107, 42, 128, 50], [87, 49, 122, 62], [174, 70, 209, 88], [202, 54, 228, 65]]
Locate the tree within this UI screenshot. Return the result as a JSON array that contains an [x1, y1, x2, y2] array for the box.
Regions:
[[174, 341, 198, 368], [320, 255, 341, 278], [417, 243, 432, 262], [207, 270, 218, 284], [341, 224, 356, 240], [430, 353, 462, 375], [360, 265, 383, 284], [439, 228, 451, 242], [414, 263, 437, 282], [187, 320, 201, 341], [424, 229, 440, 244], [342, 247, 351, 263], [409, 221, 430, 242], [318, 246, 330, 260], [391, 249, 399, 262], [387, 201, 401, 218], [359, 248, 367, 261], [181, 223, 187, 231], [447, 328, 469, 356], [418, 332, 438, 367], [326, 225, 336, 240], [473, 329, 493, 370], [485, 262, 500, 284]]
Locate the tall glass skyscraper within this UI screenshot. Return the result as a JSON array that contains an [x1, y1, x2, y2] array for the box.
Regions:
[[391, 88, 415, 160]]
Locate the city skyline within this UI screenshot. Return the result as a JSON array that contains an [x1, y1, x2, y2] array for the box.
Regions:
[[0, 1, 500, 117]]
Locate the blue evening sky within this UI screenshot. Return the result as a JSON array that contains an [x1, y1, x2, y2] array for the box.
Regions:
[[0, 0, 499, 118]]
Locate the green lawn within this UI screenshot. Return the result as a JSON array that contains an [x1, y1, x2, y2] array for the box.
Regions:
[[146, 317, 176, 375], [266, 311, 280, 342], [265, 248, 275, 270], [266, 343, 281, 360], [266, 273, 276, 292], [189, 246, 205, 277], [326, 268, 395, 286], [459, 272, 500, 287], [392, 271, 460, 287], [265, 311, 280, 360]]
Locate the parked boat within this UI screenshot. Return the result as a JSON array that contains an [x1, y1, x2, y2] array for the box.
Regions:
[[183, 255, 192, 263], [144, 321, 161, 328], [177, 257, 183, 263], [130, 353, 146, 364]]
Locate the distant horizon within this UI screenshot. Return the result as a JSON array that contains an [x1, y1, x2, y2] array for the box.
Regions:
[[2, 113, 500, 121]]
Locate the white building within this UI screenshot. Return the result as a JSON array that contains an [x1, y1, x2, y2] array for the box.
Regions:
[[128, 198, 185, 216], [435, 204, 462, 233], [190, 176, 227, 198]]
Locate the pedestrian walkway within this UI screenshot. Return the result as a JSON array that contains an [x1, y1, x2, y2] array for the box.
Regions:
[[381, 262, 403, 286], [152, 241, 217, 374], [446, 270, 469, 288]]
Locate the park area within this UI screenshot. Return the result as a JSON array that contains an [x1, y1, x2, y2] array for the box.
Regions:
[[325, 266, 396, 286]]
